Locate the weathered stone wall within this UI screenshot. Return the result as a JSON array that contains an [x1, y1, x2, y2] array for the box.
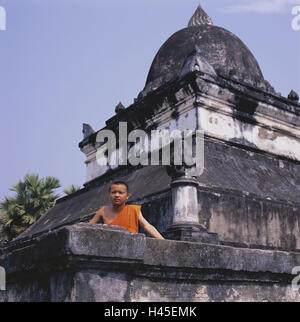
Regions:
[[1, 224, 300, 302], [80, 73, 300, 184], [200, 189, 300, 251]]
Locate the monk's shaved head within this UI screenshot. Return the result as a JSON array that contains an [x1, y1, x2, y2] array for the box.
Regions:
[[109, 181, 129, 193]]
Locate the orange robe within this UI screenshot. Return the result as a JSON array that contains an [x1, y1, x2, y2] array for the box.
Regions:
[[108, 204, 141, 234]]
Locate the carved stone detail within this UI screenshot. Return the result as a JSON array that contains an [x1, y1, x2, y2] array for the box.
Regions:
[[82, 123, 95, 140], [115, 102, 125, 114], [180, 46, 217, 78], [188, 4, 213, 27], [288, 90, 299, 102]]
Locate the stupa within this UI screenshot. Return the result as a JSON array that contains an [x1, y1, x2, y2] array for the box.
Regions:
[[1, 5, 300, 302]]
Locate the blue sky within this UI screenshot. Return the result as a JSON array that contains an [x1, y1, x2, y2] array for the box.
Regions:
[[0, 0, 299, 201]]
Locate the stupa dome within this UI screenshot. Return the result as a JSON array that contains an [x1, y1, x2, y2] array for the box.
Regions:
[[145, 5, 273, 93]]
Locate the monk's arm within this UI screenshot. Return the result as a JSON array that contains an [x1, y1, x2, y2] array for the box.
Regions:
[[138, 212, 165, 239], [89, 207, 104, 224]]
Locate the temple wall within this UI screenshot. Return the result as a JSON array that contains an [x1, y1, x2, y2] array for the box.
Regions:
[[139, 187, 300, 252], [1, 224, 300, 302], [198, 190, 300, 251], [196, 95, 300, 161], [81, 75, 300, 184], [83, 110, 300, 185]]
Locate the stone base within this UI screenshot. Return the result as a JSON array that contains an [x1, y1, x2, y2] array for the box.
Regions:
[[163, 222, 218, 243], [1, 223, 300, 302]]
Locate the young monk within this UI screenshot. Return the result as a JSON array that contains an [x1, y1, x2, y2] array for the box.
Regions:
[[90, 181, 164, 239]]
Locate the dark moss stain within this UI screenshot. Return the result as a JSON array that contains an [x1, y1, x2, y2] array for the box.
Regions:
[[233, 95, 259, 126]]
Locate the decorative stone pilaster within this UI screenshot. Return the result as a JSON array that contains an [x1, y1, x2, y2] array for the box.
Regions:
[[164, 165, 218, 243]]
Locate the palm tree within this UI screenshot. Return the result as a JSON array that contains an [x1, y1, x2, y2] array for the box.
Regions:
[[63, 185, 81, 195], [0, 174, 60, 242]]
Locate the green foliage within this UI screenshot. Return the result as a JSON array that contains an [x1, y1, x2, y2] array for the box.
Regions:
[[63, 185, 80, 195], [79, 214, 93, 222], [0, 173, 60, 243]]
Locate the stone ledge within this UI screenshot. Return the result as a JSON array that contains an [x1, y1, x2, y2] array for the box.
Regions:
[[0, 224, 146, 275], [1, 223, 299, 283], [144, 238, 300, 274]]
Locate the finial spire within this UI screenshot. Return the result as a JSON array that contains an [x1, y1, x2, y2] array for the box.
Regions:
[[82, 123, 95, 139], [115, 101, 125, 114], [188, 4, 213, 27]]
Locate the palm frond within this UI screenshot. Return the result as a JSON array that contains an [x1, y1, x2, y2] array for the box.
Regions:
[[0, 173, 61, 241]]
